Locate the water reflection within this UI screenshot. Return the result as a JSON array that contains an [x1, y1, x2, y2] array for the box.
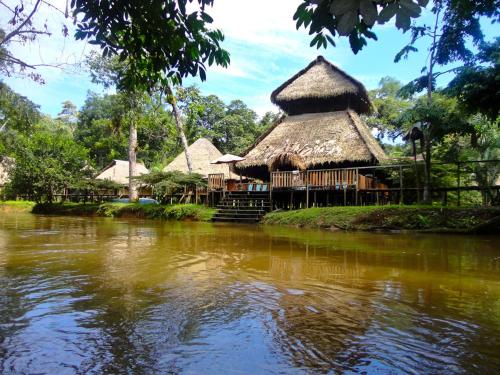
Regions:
[[0, 214, 499, 374]]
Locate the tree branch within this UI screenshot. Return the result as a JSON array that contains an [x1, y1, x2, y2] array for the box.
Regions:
[[1, 0, 42, 46]]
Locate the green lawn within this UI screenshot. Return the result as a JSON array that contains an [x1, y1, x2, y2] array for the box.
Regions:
[[262, 205, 500, 232]]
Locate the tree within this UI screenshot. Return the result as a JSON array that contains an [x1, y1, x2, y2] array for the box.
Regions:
[[293, 0, 499, 54], [8, 128, 90, 202], [57, 100, 79, 133], [365, 77, 413, 140], [446, 38, 500, 121], [75, 92, 129, 169], [0, 0, 69, 82], [0, 82, 40, 134], [73, 0, 230, 91]]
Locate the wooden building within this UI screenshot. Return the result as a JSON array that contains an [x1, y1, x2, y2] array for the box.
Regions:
[[217, 56, 391, 211]]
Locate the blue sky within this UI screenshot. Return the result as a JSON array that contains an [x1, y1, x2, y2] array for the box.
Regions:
[[3, 0, 499, 117]]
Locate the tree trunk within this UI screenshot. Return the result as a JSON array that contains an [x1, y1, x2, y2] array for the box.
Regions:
[[128, 117, 139, 202], [422, 134, 432, 203], [421, 8, 441, 205], [166, 84, 193, 172]]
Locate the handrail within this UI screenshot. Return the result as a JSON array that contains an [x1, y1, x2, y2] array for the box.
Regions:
[[271, 168, 359, 189], [208, 173, 225, 190]]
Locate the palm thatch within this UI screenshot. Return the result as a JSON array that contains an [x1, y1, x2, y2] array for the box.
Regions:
[[0, 156, 14, 186], [96, 159, 149, 185], [163, 138, 239, 179], [237, 110, 386, 173], [271, 56, 372, 115], [268, 152, 307, 171]]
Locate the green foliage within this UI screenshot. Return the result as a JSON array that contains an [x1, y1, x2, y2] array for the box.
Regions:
[[95, 202, 215, 221], [72, 0, 230, 91], [176, 85, 279, 154], [75, 91, 177, 169], [365, 77, 413, 140], [294, 0, 499, 56], [135, 170, 206, 202], [399, 93, 471, 141], [7, 129, 90, 202], [263, 206, 500, 232], [446, 38, 500, 120], [0, 81, 40, 135]]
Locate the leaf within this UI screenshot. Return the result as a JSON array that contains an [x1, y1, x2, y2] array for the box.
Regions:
[[378, 3, 398, 24], [337, 10, 358, 36], [309, 33, 321, 47], [399, 0, 421, 18], [394, 45, 418, 62], [395, 11, 411, 30], [359, 0, 377, 26], [416, 0, 429, 6], [330, 0, 358, 16]]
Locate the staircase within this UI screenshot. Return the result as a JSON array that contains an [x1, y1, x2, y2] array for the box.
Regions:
[[212, 191, 271, 223]]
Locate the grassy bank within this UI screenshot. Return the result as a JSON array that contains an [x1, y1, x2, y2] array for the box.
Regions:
[[32, 202, 216, 222], [262, 206, 500, 234], [0, 200, 36, 213]]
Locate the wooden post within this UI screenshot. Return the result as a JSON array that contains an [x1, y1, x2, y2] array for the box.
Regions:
[[355, 168, 359, 206], [457, 162, 461, 206], [399, 165, 403, 205], [343, 170, 347, 206], [306, 170, 309, 208]]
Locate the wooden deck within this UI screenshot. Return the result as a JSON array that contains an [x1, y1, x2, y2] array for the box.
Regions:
[[208, 169, 387, 192], [270, 168, 387, 191]]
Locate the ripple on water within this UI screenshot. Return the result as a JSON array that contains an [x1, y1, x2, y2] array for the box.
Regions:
[[0, 215, 500, 374]]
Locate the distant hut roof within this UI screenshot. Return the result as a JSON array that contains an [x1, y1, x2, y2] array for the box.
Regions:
[[237, 110, 386, 171], [96, 159, 149, 185], [163, 138, 239, 179], [271, 56, 372, 115], [0, 156, 14, 186]]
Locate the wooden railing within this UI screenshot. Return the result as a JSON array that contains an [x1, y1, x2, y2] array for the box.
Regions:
[[271, 171, 307, 188], [307, 169, 356, 187], [208, 173, 225, 190], [272, 168, 358, 189]]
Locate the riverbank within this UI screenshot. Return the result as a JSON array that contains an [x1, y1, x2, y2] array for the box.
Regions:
[[0, 200, 36, 213], [30, 202, 216, 221], [2, 201, 499, 233], [262, 206, 500, 234]]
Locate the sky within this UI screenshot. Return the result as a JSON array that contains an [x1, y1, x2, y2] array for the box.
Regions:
[[2, 0, 499, 118]]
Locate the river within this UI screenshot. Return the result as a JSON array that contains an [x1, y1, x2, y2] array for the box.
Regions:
[[0, 213, 499, 374]]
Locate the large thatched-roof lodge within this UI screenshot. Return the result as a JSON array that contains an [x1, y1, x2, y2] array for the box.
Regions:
[[236, 56, 386, 180], [164, 138, 239, 179]]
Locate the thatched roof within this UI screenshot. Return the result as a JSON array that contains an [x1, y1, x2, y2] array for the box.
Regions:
[[96, 160, 149, 185], [271, 56, 372, 115], [237, 110, 386, 171], [0, 156, 14, 186], [163, 138, 239, 179]]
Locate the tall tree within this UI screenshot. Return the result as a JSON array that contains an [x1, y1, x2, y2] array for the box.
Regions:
[[79, 0, 229, 200]]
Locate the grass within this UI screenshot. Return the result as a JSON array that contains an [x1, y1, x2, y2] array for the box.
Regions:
[[0, 200, 36, 212], [32, 202, 216, 222], [262, 205, 500, 233]]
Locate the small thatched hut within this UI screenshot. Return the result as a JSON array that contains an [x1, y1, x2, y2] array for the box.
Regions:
[[96, 159, 149, 185], [163, 138, 238, 179], [236, 56, 386, 180]]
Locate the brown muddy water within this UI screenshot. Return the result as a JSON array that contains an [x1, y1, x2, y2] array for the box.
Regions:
[[0, 213, 499, 374]]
